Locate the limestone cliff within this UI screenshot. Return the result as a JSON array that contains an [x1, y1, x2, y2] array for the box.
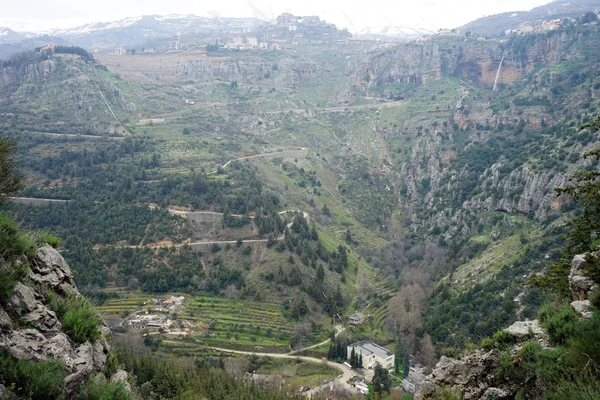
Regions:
[[0, 52, 134, 134]]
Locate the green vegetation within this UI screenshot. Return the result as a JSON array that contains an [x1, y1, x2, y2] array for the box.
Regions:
[[46, 291, 101, 343], [85, 377, 131, 400], [0, 216, 31, 300], [0, 136, 24, 204], [473, 142, 600, 398], [116, 347, 291, 400], [372, 364, 392, 396], [0, 350, 66, 400]]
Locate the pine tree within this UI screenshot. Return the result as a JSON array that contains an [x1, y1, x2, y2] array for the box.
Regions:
[[350, 347, 356, 368], [316, 264, 325, 281], [0, 135, 24, 203], [328, 342, 336, 360]]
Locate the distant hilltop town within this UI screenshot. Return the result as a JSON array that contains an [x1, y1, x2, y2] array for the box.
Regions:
[[107, 13, 351, 55]]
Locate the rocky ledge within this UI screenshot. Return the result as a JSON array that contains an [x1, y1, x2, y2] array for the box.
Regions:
[[0, 245, 125, 394]]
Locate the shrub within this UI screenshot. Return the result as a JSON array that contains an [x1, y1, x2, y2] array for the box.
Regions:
[[492, 329, 514, 348], [47, 291, 101, 344], [481, 329, 514, 350], [85, 376, 131, 400], [105, 351, 119, 377], [0, 261, 27, 301], [0, 214, 36, 260], [42, 232, 61, 248], [0, 350, 66, 400], [538, 303, 578, 344]]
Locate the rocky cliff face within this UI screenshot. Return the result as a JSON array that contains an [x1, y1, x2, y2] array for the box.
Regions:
[[0, 245, 115, 395], [0, 53, 134, 133], [354, 28, 595, 93], [463, 165, 569, 220], [352, 42, 442, 89]]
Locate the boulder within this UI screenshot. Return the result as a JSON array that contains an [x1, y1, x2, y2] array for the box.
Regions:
[[504, 319, 546, 341], [110, 370, 132, 393], [30, 245, 76, 293], [571, 300, 593, 320], [3, 329, 48, 360], [0, 244, 111, 396], [73, 342, 95, 374], [417, 350, 503, 399]]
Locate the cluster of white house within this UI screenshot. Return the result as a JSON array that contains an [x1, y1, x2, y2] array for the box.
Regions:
[[127, 314, 174, 330], [347, 340, 395, 370]]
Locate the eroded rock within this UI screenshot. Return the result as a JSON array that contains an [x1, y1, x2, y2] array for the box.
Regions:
[[0, 246, 110, 395], [9, 283, 37, 315], [110, 370, 132, 393], [0, 308, 11, 330], [569, 253, 598, 300], [30, 245, 76, 293]]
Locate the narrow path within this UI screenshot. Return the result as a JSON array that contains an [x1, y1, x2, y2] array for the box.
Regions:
[[28, 131, 124, 140], [97, 210, 309, 250], [263, 99, 408, 115], [288, 325, 344, 355], [9, 197, 68, 205], [210, 147, 308, 174]]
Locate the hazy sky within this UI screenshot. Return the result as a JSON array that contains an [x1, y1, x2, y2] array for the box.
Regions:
[[1, 0, 554, 33]]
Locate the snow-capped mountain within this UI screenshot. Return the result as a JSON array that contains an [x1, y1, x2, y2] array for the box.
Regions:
[[0, 27, 25, 43], [357, 25, 435, 40], [50, 14, 265, 38]]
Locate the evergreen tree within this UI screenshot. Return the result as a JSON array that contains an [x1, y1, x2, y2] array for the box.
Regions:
[[0, 135, 24, 203], [316, 263, 325, 281], [372, 364, 392, 395], [327, 342, 336, 360], [350, 347, 356, 368]]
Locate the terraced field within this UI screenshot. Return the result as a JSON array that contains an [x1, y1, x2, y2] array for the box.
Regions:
[[96, 293, 154, 316], [97, 291, 331, 354]]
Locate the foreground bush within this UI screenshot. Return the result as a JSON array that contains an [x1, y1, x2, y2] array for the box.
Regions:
[[0, 350, 66, 400], [47, 291, 101, 343]]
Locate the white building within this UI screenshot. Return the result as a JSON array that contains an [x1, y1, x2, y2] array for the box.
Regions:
[[349, 312, 365, 326], [247, 36, 258, 47], [347, 341, 395, 370]]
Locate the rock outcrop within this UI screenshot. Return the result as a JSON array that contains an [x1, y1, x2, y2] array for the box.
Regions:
[[0, 245, 112, 395], [416, 250, 598, 399], [569, 248, 599, 319], [416, 349, 514, 400]]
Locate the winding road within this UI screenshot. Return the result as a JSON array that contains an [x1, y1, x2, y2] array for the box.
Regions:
[[203, 325, 357, 396], [210, 147, 308, 174]]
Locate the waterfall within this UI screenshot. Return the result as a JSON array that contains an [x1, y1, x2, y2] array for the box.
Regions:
[[493, 55, 505, 92]]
